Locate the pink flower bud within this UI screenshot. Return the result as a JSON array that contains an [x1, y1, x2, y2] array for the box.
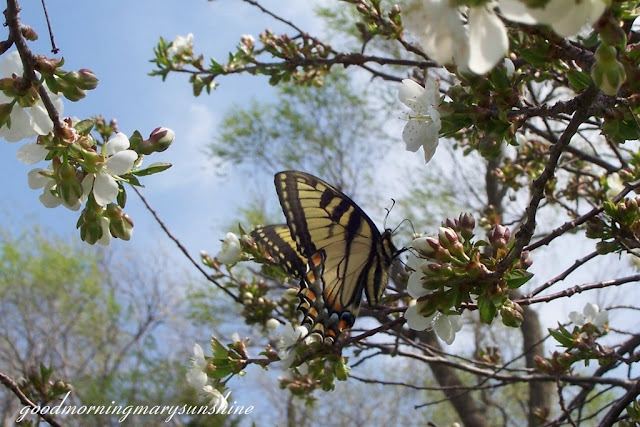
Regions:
[[77, 69, 99, 90]]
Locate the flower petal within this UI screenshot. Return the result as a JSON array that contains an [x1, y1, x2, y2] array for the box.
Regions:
[[402, 121, 430, 152], [105, 132, 130, 156], [28, 168, 49, 189], [186, 367, 208, 390], [81, 174, 95, 197], [408, 270, 430, 299], [29, 104, 54, 136], [399, 79, 426, 111], [583, 302, 599, 319], [405, 303, 433, 331], [17, 142, 48, 164], [593, 311, 609, 328], [105, 149, 137, 175], [1, 107, 33, 142], [434, 314, 456, 344], [97, 217, 111, 246], [568, 311, 585, 326], [0, 51, 23, 76], [39, 185, 61, 208], [498, 0, 538, 24], [468, 6, 509, 74], [93, 172, 119, 206]]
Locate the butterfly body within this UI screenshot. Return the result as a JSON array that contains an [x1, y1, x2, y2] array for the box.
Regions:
[[252, 170, 397, 343]]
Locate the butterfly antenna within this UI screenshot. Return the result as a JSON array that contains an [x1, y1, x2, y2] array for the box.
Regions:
[[383, 199, 396, 229], [392, 218, 416, 236]]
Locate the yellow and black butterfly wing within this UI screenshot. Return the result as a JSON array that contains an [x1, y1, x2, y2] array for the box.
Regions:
[[274, 171, 395, 338], [251, 224, 307, 278]]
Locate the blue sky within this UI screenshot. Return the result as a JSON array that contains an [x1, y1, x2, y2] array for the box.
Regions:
[[0, 0, 327, 253]]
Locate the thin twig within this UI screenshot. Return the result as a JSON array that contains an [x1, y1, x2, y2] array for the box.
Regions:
[[39, 0, 58, 53], [131, 186, 241, 302]]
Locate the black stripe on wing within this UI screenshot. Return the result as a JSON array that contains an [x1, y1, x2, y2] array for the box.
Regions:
[[251, 224, 306, 278]]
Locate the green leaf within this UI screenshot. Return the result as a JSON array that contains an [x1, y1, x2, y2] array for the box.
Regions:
[[120, 174, 141, 186], [548, 326, 574, 347], [129, 130, 144, 152], [505, 269, 534, 289], [478, 296, 496, 324], [567, 70, 592, 92], [74, 119, 95, 135], [132, 162, 172, 176]]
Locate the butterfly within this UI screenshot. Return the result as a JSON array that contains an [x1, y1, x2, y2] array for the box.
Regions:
[[251, 170, 399, 343]]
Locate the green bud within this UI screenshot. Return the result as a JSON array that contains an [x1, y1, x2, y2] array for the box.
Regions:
[[595, 43, 617, 63], [334, 359, 349, 381], [591, 44, 626, 96], [500, 300, 524, 327], [82, 150, 102, 173], [137, 127, 175, 154], [597, 16, 626, 49], [78, 205, 106, 245], [62, 84, 86, 102], [56, 163, 82, 206], [77, 69, 99, 90], [105, 204, 134, 241]]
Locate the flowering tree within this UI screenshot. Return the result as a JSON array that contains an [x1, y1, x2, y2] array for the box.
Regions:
[[2, 0, 640, 425]]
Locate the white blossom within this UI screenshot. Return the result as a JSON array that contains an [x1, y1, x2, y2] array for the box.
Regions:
[[569, 303, 608, 329], [266, 318, 280, 331], [202, 385, 228, 410], [167, 33, 194, 57], [216, 232, 242, 264], [405, 303, 463, 344], [81, 132, 137, 207], [498, 0, 606, 37], [467, 4, 509, 75], [405, 301, 434, 331], [185, 343, 209, 391], [398, 78, 441, 162], [403, 0, 469, 67], [275, 324, 308, 368], [27, 168, 80, 210], [0, 51, 63, 142], [433, 313, 463, 345]]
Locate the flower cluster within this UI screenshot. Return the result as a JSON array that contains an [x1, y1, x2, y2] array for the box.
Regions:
[[587, 196, 640, 255], [0, 49, 175, 245], [185, 344, 229, 410], [405, 213, 534, 332], [403, 0, 606, 74], [537, 303, 610, 374]]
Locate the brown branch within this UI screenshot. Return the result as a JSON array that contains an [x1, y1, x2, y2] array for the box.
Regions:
[[525, 250, 600, 298], [597, 380, 640, 427], [0, 371, 62, 427], [494, 87, 599, 276], [515, 274, 640, 306], [526, 180, 640, 252], [5, 0, 62, 134], [549, 334, 640, 426], [131, 186, 241, 303]]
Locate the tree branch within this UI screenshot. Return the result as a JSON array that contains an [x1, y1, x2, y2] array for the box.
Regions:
[[0, 371, 62, 427]]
